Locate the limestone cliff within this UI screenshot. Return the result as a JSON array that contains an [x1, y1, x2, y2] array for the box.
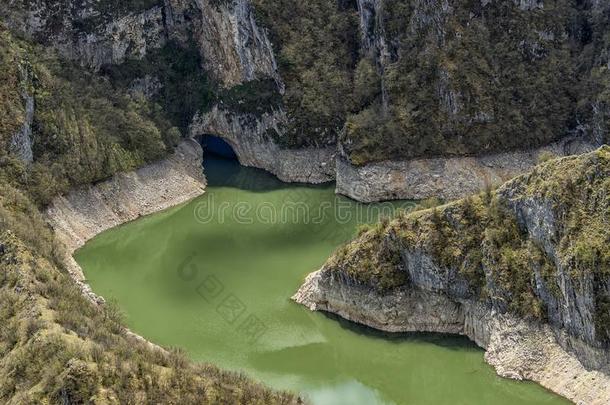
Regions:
[[3, 0, 297, 181], [294, 147, 610, 404], [194, 0, 282, 89], [3, 0, 610, 202], [341, 0, 609, 201], [342, 0, 607, 162], [3, 0, 168, 69], [9, 61, 35, 163], [3, 0, 282, 88], [255, 0, 609, 199], [191, 106, 335, 183], [295, 270, 610, 404], [336, 136, 599, 202]]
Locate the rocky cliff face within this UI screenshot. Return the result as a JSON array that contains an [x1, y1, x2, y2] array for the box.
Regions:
[[356, 0, 390, 108], [294, 270, 610, 404], [3, 0, 169, 69], [295, 147, 610, 403], [194, 0, 282, 89], [341, 0, 583, 162], [336, 136, 599, 202], [3, 0, 281, 86], [191, 106, 335, 183], [9, 62, 35, 163], [3, 0, 296, 178], [499, 151, 610, 363], [3, 0, 609, 201], [46, 139, 206, 303]]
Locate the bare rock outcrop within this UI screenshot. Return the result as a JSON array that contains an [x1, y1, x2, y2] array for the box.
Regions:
[[3, 0, 282, 89], [294, 267, 610, 405], [194, 0, 283, 89], [336, 137, 599, 202], [3, 1, 169, 69], [9, 63, 35, 164]]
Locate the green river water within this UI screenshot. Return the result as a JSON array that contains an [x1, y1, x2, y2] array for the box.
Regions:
[[75, 156, 568, 405]]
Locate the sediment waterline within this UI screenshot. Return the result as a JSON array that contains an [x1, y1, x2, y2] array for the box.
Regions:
[[189, 107, 600, 203], [45, 140, 207, 348], [43, 139, 585, 404]]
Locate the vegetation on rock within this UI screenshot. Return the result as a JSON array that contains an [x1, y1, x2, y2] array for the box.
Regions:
[[1, 0, 609, 400], [254, 0, 610, 164], [6, 1, 610, 165], [0, 227, 298, 403], [252, 0, 359, 147], [0, 25, 179, 206], [11, 0, 164, 35], [328, 148, 610, 333], [100, 40, 215, 132]]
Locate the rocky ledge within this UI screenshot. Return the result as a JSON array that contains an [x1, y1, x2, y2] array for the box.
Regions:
[[294, 147, 610, 404], [46, 140, 206, 303], [192, 106, 599, 198], [336, 136, 599, 202]]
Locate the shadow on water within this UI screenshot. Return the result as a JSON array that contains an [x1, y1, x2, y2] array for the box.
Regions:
[[197, 134, 332, 193], [320, 311, 480, 351]]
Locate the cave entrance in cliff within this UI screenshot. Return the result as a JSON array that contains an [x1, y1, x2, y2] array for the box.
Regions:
[[195, 134, 282, 191], [197, 135, 238, 160]]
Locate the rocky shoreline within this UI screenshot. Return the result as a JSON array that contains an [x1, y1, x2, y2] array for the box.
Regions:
[[46, 140, 206, 306], [292, 147, 610, 405], [336, 137, 599, 202], [8, 0, 602, 203], [293, 269, 610, 405], [40, 136, 610, 404], [190, 109, 600, 200]]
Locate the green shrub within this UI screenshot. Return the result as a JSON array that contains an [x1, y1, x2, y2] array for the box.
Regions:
[[253, 0, 359, 147]]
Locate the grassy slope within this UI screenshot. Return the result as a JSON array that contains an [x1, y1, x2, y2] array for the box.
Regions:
[[328, 147, 610, 330], [0, 203, 298, 404]]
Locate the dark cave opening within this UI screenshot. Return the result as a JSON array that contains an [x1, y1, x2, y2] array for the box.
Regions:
[[196, 134, 237, 160], [194, 134, 284, 191]]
